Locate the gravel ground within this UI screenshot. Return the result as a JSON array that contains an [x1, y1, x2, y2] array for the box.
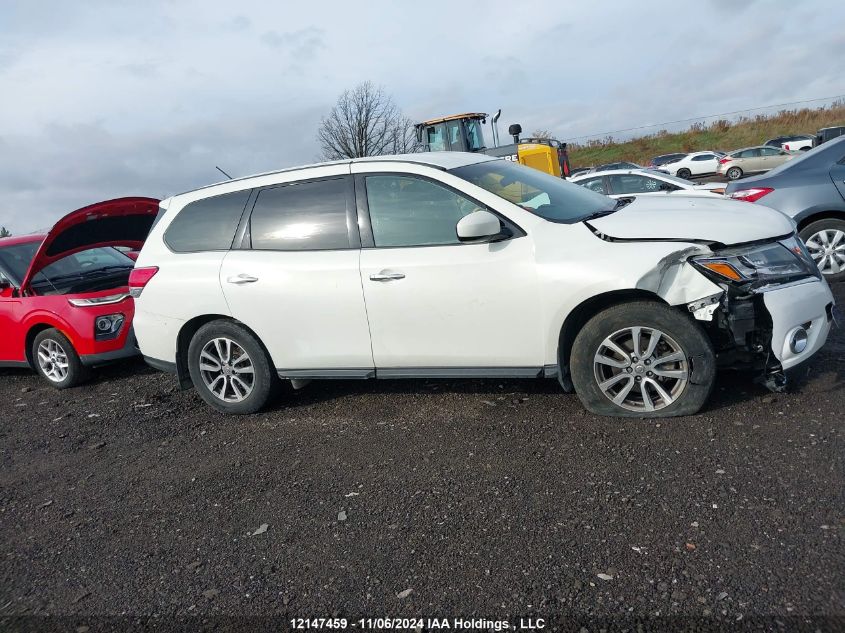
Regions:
[[1, 286, 843, 633]]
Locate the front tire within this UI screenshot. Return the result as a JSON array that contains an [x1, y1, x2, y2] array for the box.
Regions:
[[800, 218, 845, 282], [569, 301, 716, 418], [726, 166, 743, 180], [32, 328, 89, 389], [187, 320, 278, 414], [677, 168, 692, 180]]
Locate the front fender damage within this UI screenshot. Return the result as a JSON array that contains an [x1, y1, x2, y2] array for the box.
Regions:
[[636, 246, 783, 391]]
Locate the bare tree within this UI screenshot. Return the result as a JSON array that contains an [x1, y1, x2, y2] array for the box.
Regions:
[[0, 227, 10, 238], [531, 129, 553, 140], [318, 82, 416, 160]]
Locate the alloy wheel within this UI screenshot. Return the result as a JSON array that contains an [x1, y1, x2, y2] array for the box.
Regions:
[[37, 339, 69, 383], [804, 229, 845, 275], [593, 326, 689, 412], [198, 337, 255, 403]]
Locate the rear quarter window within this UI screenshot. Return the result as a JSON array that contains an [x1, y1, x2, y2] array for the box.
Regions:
[[164, 190, 251, 253]]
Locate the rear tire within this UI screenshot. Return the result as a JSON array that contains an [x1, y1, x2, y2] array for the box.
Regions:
[[726, 166, 743, 180], [677, 168, 692, 180], [187, 320, 278, 414], [32, 328, 89, 389], [569, 301, 716, 418], [800, 218, 845, 283]]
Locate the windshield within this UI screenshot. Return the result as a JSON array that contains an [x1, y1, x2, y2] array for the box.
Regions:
[[0, 242, 134, 294], [451, 160, 616, 223]]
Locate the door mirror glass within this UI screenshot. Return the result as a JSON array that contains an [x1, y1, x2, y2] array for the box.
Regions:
[[456, 210, 501, 241]]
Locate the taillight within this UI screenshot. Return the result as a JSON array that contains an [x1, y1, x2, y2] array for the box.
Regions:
[[728, 187, 774, 203], [784, 144, 790, 151], [719, 157, 731, 164], [128, 266, 158, 297]]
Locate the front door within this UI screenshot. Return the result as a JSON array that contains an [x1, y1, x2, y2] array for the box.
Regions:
[[220, 175, 374, 374], [831, 161, 845, 201], [355, 171, 544, 373], [0, 270, 25, 363]]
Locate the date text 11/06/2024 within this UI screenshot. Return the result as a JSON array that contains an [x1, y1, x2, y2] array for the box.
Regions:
[[290, 617, 546, 630]]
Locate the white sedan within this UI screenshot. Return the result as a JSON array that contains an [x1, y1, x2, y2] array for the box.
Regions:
[[570, 169, 724, 198], [657, 151, 723, 179]]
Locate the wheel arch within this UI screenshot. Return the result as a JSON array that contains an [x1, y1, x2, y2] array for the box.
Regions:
[[557, 289, 668, 388], [25, 321, 74, 369], [796, 209, 845, 232], [175, 314, 275, 389]]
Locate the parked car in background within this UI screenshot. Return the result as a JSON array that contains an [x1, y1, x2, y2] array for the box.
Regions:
[[568, 167, 592, 179], [718, 146, 794, 180], [571, 169, 724, 198], [765, 134, 815, 152], [659, 151, 723, 179], [132, 152, 832, 419], [590, 161, 641, 173], [725, 136, 845, 282], [816, 126, 845, 146], [0, 197, 159, 387], [649, 153, 687, 169]]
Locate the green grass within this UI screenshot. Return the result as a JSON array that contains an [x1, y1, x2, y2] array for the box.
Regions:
[[568, 102, 845, 168]]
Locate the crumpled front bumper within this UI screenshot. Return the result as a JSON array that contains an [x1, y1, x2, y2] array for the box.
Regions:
[[761, 279, 834, 371]]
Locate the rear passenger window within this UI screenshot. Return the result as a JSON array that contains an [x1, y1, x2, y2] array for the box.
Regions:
[[165, 190, 251, 252], [249, 178, 350, 251]]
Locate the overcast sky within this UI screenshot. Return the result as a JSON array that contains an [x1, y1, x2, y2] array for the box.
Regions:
[[1, 0, 843, 233]]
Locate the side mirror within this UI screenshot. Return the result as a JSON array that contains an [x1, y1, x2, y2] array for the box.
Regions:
[[457, 210, 502, 242], [0, 279, 14, 297]]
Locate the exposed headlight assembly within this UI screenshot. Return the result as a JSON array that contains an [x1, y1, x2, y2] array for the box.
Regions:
[[692, 236, 819, 286]]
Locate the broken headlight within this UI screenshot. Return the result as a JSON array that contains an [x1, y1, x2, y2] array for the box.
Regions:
[[692, 236, 820, 286]]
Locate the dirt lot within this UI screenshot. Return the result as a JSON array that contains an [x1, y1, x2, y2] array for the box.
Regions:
[[1, 286, 844, 632]]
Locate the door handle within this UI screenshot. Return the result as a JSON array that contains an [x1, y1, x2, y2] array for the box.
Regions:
[[369, 271, 405, 282], [226, 274, 259, 284]]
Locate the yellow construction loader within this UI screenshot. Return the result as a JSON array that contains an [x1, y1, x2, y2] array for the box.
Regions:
[[413, 111, 571, 178]]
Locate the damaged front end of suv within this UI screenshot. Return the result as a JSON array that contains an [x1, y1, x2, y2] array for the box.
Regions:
[[682, 235, 834, 390]]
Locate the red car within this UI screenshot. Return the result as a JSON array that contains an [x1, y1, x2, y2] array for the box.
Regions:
[[0, 197, 160, 388]]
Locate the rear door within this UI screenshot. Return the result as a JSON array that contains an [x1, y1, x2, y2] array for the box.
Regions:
[[690, 153, 718, 175], [219, 170, 374, 375]]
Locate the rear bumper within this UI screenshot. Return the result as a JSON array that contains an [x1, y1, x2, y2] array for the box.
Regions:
[[80, 328, 139, 366]]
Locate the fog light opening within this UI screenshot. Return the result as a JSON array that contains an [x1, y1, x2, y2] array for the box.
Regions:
[[96, 317, 113, 332], [789, 327, 809, 354]]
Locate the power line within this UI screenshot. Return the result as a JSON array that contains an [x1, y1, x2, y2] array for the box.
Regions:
[[568, 94, 845, 142]]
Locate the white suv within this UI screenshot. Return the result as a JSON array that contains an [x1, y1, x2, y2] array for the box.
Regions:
[[131, 153, 834, 418]]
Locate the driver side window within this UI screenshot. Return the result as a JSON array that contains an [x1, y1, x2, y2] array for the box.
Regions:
[[364, 175, 487, 248]]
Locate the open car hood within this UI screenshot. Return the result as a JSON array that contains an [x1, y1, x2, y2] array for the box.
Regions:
[[21, 196, 160, 289], [587, 196, 795, 245]]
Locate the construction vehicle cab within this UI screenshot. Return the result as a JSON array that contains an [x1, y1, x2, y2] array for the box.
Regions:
[[414, 113, 489, 153], [414, 112, 571, 178]]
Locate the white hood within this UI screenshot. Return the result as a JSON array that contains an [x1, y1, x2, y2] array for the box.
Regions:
[[587, 196, 795, 245]]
